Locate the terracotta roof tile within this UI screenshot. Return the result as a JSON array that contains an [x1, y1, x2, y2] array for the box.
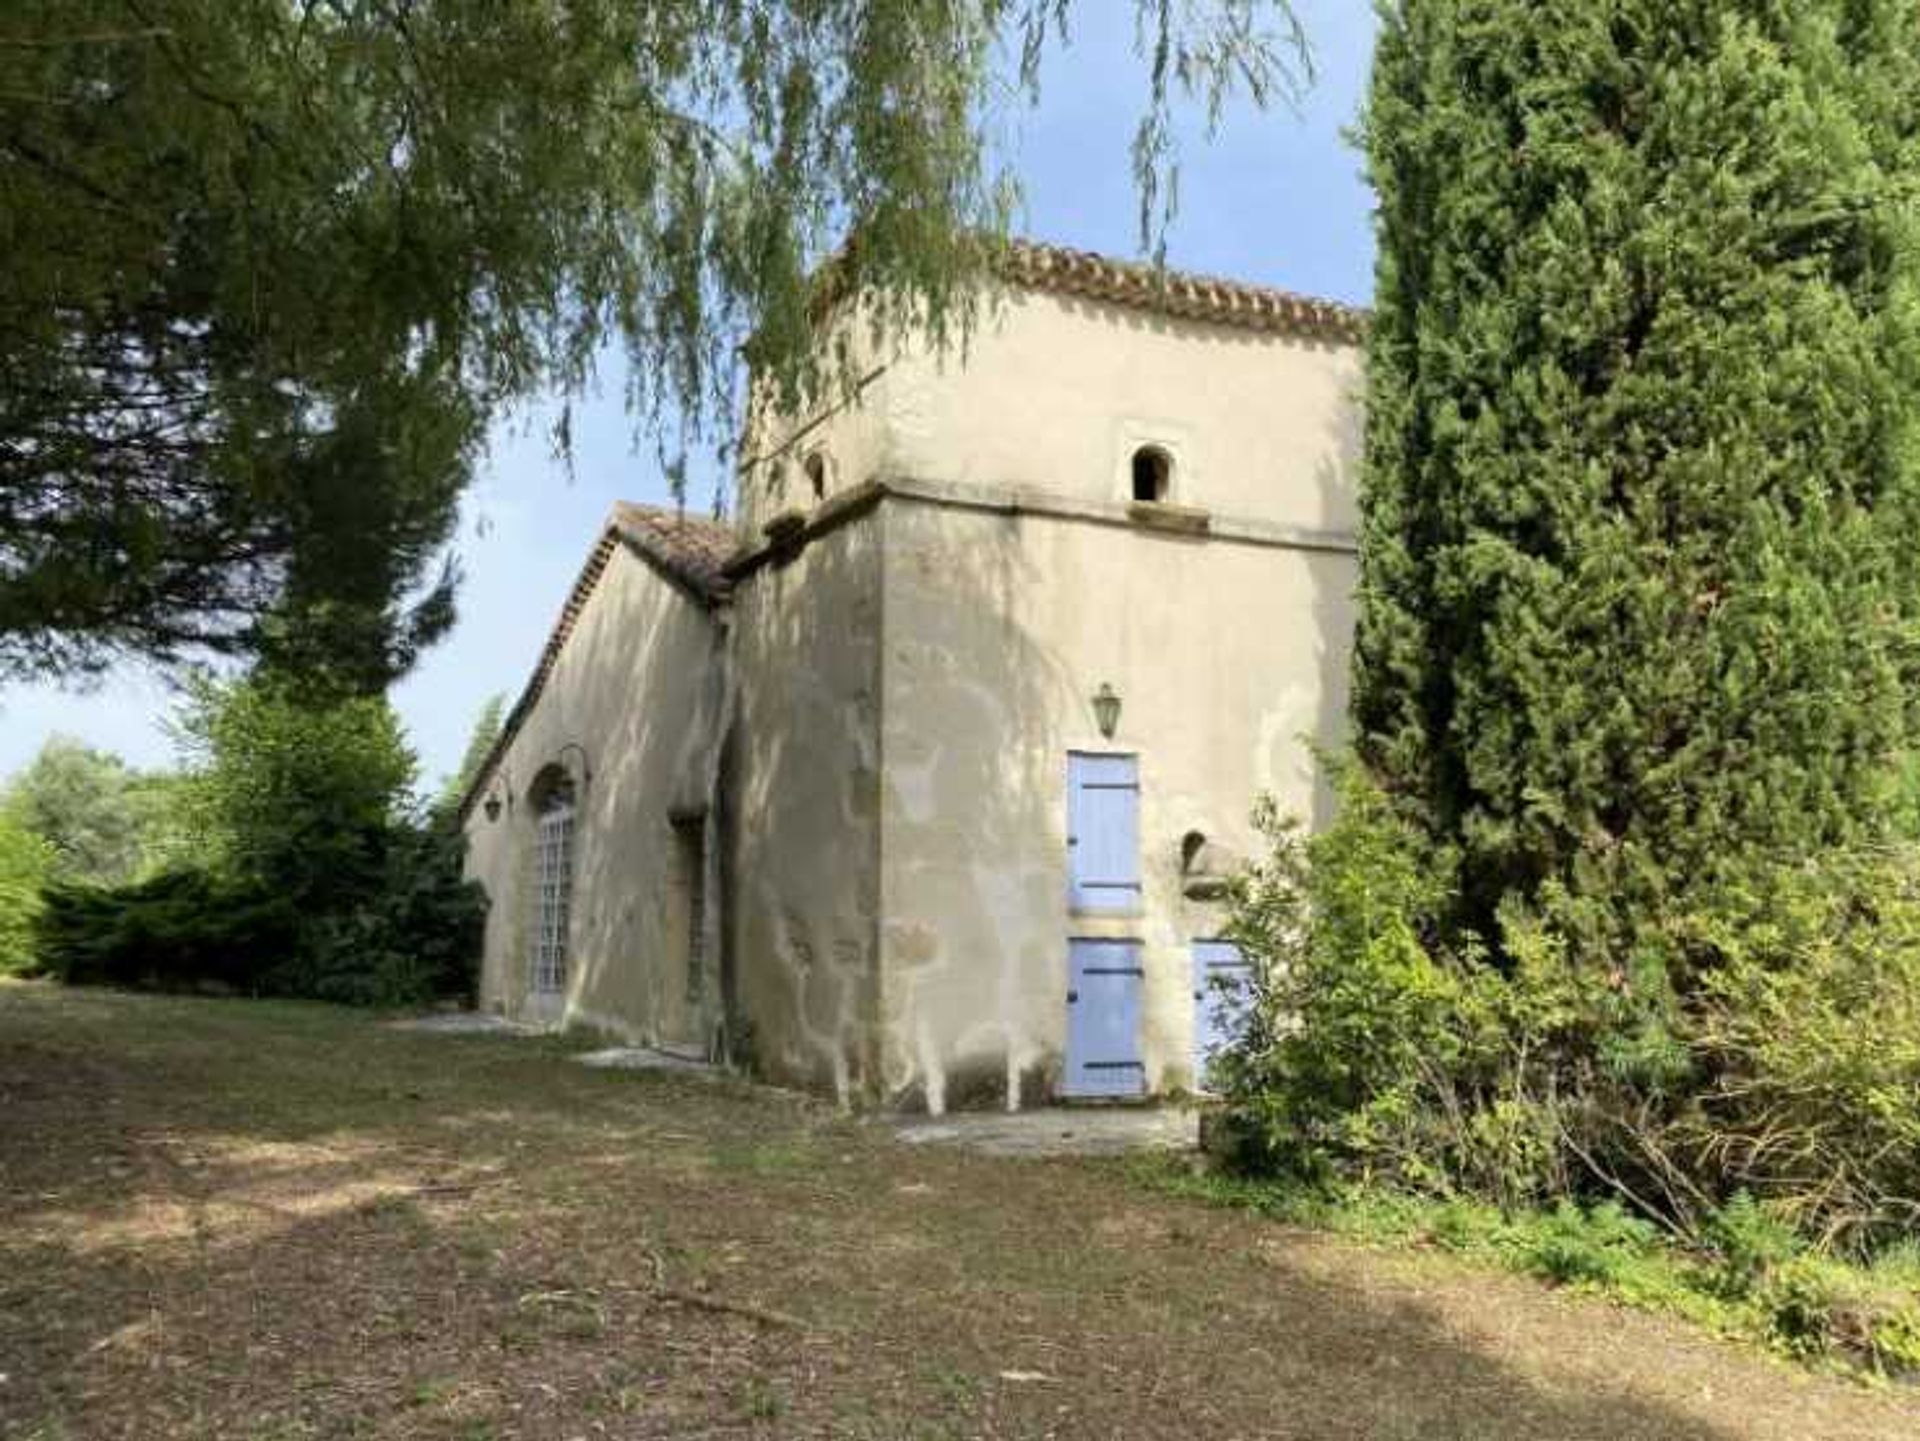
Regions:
[[1000, 239, 1367, 344], [812, 235, 1368, 343], [611, 501, 737, 600], [456, 503, 736, 822]]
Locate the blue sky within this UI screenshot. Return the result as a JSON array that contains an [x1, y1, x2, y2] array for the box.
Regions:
[[0, 1, 1377, 793]]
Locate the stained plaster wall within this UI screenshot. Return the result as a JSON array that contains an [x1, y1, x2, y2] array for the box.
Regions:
[[462, 542, 728, 1047], [694, 283, 1360, 1109], [879, 288, 1361, 533], [876, 501, 1355, 1109], [723, 515, 885, 1103], [734, 315, 896, 538], [860, 290, 1362, 1110]]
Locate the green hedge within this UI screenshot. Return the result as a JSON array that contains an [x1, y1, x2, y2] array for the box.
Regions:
[[33, 870, 300, 992], [1215, 763, 1920, 1255], [30, 824, 484, 1007]]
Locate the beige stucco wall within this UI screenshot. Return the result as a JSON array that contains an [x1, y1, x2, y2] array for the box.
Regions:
[[462, 541, 728, 1048], [875, 499, 1355, 1109], [719, 285, 1363, 1110], [883, 290, 1360, 533], [723, 515, 885, 1102], [462, 277, 1362, 1107], [734, 313, 897, 540], [736, 285, 1359, 539]]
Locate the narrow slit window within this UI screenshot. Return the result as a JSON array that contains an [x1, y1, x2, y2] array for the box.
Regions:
[[1131, 446, 1172, 503], [674, 816, 708, 1008], [804, 451, 828, 501]]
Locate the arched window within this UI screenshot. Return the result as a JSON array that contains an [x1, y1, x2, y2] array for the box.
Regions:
[[804, 450, 829, 501], [1131, 445, 1173, 503], [527, 767, 576, 994]]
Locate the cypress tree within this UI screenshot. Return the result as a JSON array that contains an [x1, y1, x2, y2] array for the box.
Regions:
[[1355, 2, 1920, 980]]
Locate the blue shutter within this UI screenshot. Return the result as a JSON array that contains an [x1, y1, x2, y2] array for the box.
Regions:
[[1191, 939, 1251, 1092], [1068, 753, 1141, 913], [1066, 938, 1145, 1097]]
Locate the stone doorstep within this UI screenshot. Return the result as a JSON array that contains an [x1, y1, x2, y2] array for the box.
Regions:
[[891, 1106, 1200, 1159]]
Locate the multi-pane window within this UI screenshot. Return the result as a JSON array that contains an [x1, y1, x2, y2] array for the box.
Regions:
[[530, 789, 576, 994]]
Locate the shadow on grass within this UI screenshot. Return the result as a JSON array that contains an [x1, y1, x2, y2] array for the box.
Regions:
[[0, 985, 1898, 1440]]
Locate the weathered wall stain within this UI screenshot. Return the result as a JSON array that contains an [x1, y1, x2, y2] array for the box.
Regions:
[[465, 275, 1362, 1113]]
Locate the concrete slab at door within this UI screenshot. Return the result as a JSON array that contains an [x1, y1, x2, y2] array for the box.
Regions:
[[1066, 937, 1146, 1098], [1192, 939, 1251, 1093]]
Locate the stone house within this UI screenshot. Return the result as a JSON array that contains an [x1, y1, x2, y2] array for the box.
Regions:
[[458, 241, 1365, 1111]]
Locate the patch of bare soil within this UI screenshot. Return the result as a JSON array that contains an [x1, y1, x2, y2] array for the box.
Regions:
[[2, 983, 1916, 1439]]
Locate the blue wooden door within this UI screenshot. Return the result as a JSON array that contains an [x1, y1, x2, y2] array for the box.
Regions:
[[1067, 753, 1141, 913], [1065, 938, 1145, 1098], [1192, 940, 1251, 1092]]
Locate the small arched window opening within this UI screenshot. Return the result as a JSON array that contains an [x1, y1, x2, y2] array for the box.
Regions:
[[804, 450, 829, 501], [527, 766, 577, 995], [1132, 445, 1172, 503]]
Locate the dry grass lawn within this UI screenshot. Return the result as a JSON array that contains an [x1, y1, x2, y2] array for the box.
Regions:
[[3, 981, 1917, 1439]]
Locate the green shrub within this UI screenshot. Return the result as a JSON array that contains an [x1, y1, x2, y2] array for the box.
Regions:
[[32, 822, 483, 1007], [1520, 1200, 1662, 1290], [1218, 764, 1920, 1262], [34, 870, 300, 991], [0, 807, 54, 975], [1867, 1306, 1920, 1378], [1755, 1258, 1841, 1359], [1677, 852, 1920, 1251], [1703, 1193, 1804, 1300], [1215, 762, 1606, 1208], [267, 823, 485, 1006]]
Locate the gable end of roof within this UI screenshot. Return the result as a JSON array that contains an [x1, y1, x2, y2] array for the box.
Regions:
[[454, 504, 737, 824]]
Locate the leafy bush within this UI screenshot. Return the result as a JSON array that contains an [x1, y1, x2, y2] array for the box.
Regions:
[[265, 823, 485, 1006], [0, 806, 54, 975], [33, 870, 300, 991], [33, 823, 483, 1007], [1676, 853, 1920, 1250], [1217, 761, 1920, 1260], [15, 675, 483, 1005], [1704, 1192, 1804, 1300], [1212, 761, 1603, 1208], [1520, 1200, 1662, 1289]]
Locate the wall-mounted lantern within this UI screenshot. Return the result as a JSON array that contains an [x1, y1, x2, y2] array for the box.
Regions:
[[1092, 682, 1122, 740], [483, 789, 505, 823]]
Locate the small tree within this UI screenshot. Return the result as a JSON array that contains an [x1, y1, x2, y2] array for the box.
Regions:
[[4, 737, 147, 885], [0, 805, 54, 974], [169, 675, 414, 913], [433, 694, 506, 825]]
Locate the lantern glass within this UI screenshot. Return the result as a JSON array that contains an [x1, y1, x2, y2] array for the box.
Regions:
[[484, 793, 503, 823], [1092, 683, 1122, 739]]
